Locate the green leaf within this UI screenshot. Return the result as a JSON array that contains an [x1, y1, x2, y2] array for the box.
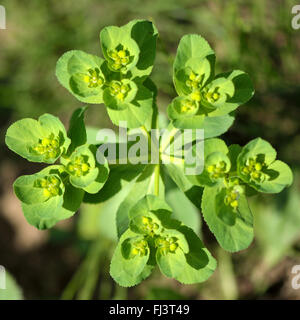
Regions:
[[156, 247, 187, 279], [173, 226, 217, 284], [129, 195, 173, 221], [100, 25, 140, 74], [103, 79, 138, 110], [14, 173, 64, 205], [237, 138, 277, 168], [159, 226, 190, 254], [164, 162, 193, 192], [173, 34, 215, 85], [187, 138, 229, 187], [62, 145, 96, 187], [255, 160, 293, 193], [22, 182, 83, 230], [227, 144, 242, 172], [202, 114, 235, 139], [67, 106, 88, 154], [110, 229, 153, 287], [120, 235, 150, 276], [169, 112, 234, 138], [17, 166, 83, 230], [123, 19, 158, 80], [62, 144, 109, 194], [56, 50, 106, 104], [116, 165, 165, 238], [5, 114, 70, 164], [168, 97, 200, 121], [130, 211, 164, 236], [106, 82, 154, 129], [84, 162, 110, 194], [209, 70, 254, 117], [202, 77, 235, 110], [174, 58, 212, 96], [237, 138, 293, 193], [201, 185, 254, 252], [83, 164, 146, 203]]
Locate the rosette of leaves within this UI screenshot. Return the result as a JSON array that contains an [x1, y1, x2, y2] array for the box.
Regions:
[[110, 195, 216, 287], [5, 20, 295, 289], [56, 20, 158, 129], [185, 138, 293, 252], [168, 34, 254, 138], [5, 114, 71, 164]]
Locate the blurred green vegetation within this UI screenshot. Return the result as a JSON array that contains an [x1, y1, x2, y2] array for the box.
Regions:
[[0, 0, 300, 299]]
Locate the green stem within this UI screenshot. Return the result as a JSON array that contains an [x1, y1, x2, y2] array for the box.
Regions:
[[141, 125, 151, 144], [160, 154, 184, 165], [77, 240, 103, 300], [160, 127, 178, 153], [154, 164, 160, 197]]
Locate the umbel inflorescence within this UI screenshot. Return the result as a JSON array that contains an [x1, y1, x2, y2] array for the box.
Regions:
[[5, 20, 293, 287]]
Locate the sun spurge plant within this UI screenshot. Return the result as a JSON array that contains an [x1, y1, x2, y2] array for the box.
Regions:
[[5, 20, 293, 287]]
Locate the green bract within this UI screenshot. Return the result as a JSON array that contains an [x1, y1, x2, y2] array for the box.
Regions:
[[110, 195, 216, 286], [237, 138, 293, 193], [187, 138, 230, 187], [103, 79, 138, 110], [100, 25, 140, 74], [5, 114, 70, 164], [168, 34, 254, 137], [61, 144, 109, 194], [14, 165, 84, 230], [56, 20, 158, 129], [5, 20, 294, 288], [56, 50, 107, 104], [202, 184, 253, 252], [106, 79, 156, 129]]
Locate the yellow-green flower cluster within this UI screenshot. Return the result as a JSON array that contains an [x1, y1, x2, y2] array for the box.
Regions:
[[204, 88, 220, 103], [186, 71, 220, 104], [33, 134, 60, 160], [155, 236, 178, 255], [241, 157, 266, 183], [141, 216, 159, 237], [83, 68, 104, 88], [109, 81, 131, 101], [108, 48, 130, 71], [131, 239, 148, 257], [35, 175, 61, 198], [207, 161, 228, 180], [186, 71, 203, 102], [67, 156, 90, 177], [180, 98, 198, 113]]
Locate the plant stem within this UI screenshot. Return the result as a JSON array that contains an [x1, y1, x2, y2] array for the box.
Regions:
[[160, 127, 178, 153], [160, 153, 184, 165], [154, 164, 160, 197]]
